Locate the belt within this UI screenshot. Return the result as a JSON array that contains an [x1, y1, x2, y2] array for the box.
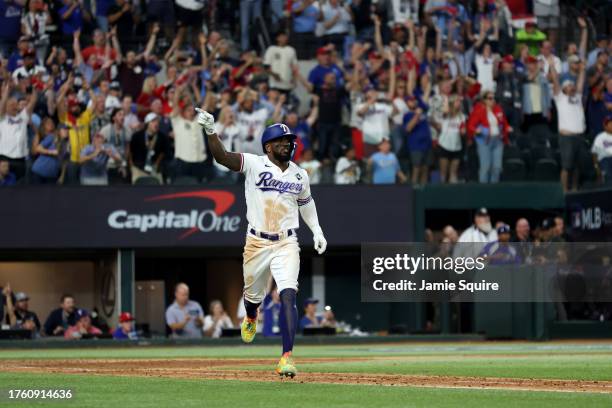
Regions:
[[249, 228, 294, 241]]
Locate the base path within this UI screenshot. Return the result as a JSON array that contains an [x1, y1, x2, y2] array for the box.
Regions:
[[4, 358, 612, 394]]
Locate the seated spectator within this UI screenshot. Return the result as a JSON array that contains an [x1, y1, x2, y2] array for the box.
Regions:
[[129, 113, 170, 183], [299, 149, 322, 184], [403, 94, 432, 185], [2, 285, 41, 333], [113, 312, 138, 340], [203, 300, 233, 338], [335, 146, 361, 184], [299, 298, 321, 331], [368, 139, 407, 184], [549, 56, 586, 193], [321, 305, 337, 328], [592, 115, 612, 186], [165, 283, 204, 339], [454, 207, 498, 258], [43, 294, 77, 336], [442, 225, 459, 244], [79, 132, 122, 185], [0, 159, 16, 186], [171, 85, 208, 182], [64, 309, 102, 340], [31, 120, 69, 185], [467, 90, 511, 184], [480, 224, 521, 265]]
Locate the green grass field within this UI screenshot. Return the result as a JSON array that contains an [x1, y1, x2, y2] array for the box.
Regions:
[[1, 341, 612, 407]]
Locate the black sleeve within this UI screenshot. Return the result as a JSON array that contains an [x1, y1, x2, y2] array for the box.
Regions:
[[106, 5, 120, 17], [43, 310, 57, 336]]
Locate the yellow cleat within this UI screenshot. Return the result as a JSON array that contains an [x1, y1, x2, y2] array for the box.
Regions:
[[240, 317, 257, 343], [275, 355, 297, 378]]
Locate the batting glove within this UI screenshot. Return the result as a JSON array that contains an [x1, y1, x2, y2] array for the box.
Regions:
[[313, 231, 327, 255], [195, 108, 216, 135]]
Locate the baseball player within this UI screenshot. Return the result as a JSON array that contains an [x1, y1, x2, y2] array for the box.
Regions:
[[196, 108, 327, 378]]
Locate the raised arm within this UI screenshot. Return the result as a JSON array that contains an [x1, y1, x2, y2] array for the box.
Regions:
[[548, 55, 560, 96], [26, 89, 38, 115], [0, 81, 11, 117], [576, 60, 586, 95], [577, 17, 588, 60], [196, 108, 242, 171], [72, 30, 83, 67], [373, 14, 384, 55], [62, 0, 79, 20], [386, 52, 397, 101]]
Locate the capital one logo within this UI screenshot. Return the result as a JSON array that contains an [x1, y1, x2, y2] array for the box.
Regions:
[[107, 190, 241, 239]]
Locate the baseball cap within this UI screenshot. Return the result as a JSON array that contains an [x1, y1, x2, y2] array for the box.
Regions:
[[525, 55, 538, 64], [568, 55, 581, 64], [15, 292, 29, 302], [497, 224, 511, 234], [476, 207, 489, 217], [109, 81, 121, 90], [144, 112, 158, 124], [502, 55, 514, 64], [18, 36, 30, 43], [23, 49, 36, 58], [540, 218, 554, 231], [368, 51, 382, 59], [76, 308, 90, 319], [303, 298, 319, 307], [406, 94, 417, 101], [525, 21, 537, 29], [561, 79, 575, 89], [316, 47, 331, 56], [119, 312, 135, 323]]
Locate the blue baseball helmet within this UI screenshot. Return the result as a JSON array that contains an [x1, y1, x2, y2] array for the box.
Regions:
[[261, 123, 297, 151]]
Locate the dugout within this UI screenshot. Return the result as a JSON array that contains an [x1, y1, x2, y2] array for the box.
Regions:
[[415, 182, 566, 339]]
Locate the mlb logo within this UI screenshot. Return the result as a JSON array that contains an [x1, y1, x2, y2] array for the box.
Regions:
[[296, 174, 302, 180]]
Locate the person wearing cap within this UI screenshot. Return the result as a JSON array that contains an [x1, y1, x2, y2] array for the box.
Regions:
[[357, 72, 397, 157], [291, 0, 320, 59], [515, 21, 546, 57], [64, 308, 103, 340], [549, 53, 586, 192], [31, 118, 70, 184], [298, 298, 321, 331], [129, 111, 170, 183], [307, 45, 344, 89], [2, 284, 41, 332], [592, 115, 612, 185], [520, 53, 551, 136], [454, 207, 498, 258], [11, 48, 46, 80], [113, 312, 138, 340], [79, 131, 122, 185], [479, 224, 521, 265], [0, 77, 38, 181], [495, 54, 522, 130]]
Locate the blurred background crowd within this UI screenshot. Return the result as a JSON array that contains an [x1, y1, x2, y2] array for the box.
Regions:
[[0, 0, 610, 191]]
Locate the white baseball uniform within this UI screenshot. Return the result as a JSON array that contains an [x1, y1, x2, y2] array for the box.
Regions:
[[240, 152, 313, 303]]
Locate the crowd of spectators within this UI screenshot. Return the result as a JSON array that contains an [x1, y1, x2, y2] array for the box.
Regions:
[[0, 1, 610, 191]]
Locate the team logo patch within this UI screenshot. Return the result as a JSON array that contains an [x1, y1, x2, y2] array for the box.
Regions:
[[296, 174, 302, 180]]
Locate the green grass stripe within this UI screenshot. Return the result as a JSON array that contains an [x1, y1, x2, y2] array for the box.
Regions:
[[0, 373, 611, 408]]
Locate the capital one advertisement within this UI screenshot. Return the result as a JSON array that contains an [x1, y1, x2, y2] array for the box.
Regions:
[[0, 185, 413, 249]]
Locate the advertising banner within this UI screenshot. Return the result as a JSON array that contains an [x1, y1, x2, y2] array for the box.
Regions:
[[0, 185, 413, 249]]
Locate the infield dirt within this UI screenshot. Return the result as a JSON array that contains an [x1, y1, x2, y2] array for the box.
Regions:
[[3, 358, 612, 394]]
